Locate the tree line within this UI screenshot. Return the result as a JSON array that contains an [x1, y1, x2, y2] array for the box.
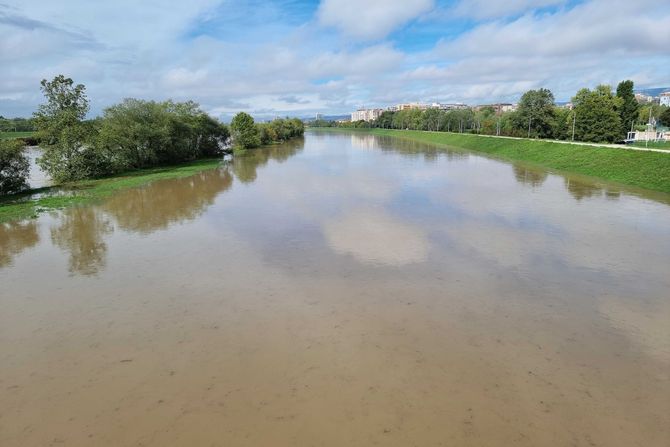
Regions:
[[0, 75, 304, 195], [0, 116, 35, 132], [322, 80, 670, 143], [230, 112, 304, 152]]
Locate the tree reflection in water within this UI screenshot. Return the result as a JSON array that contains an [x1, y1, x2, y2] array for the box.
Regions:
[[513, 164, 548, 188], [40, 142, 305, 276], [0, 220, 40, 268], [372, 134, 469, 162], [231, 138, 304, 183], [103, 167, 233, 233], [50, 207, 113, 276], [563, 177, 603, 202]]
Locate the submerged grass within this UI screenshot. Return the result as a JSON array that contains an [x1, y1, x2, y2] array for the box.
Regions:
[[0, 158, 223, 223], [313, 128, 670, 194]]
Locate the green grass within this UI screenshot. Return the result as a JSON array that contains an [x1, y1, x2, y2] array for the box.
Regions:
[[0, 131, 37, 140], [312, 128, 670, 194], [629, 140, 670, 150], [0, 158, 223, 223]]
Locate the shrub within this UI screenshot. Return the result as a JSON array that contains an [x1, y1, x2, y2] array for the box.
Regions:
[[0, 139, 30, 194]]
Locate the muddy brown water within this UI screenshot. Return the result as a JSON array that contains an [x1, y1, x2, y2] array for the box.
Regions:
[[1, 131, 669, 446]]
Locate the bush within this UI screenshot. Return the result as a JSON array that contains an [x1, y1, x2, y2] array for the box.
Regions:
[[0, 139, 30, 194]]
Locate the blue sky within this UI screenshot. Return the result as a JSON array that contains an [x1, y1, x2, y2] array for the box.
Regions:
[[1, 0, 668, 120]]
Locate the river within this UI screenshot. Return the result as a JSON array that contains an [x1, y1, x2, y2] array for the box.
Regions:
[[1, 130, 669, 446]]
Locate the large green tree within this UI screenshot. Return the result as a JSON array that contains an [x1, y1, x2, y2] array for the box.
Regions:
[[230, 112, 260, 150], [616, 80, 639, 135], [0, 139, 30, 194], [513, 88, 556, 138], [33, 75, 101, 182], [572, 85, 623, 143]]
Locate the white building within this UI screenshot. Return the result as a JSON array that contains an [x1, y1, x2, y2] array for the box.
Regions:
[[660, 92, 670, 107], [351, 109, 384, 122], [635, 93, 653, 103], [435, 103, 469, 111], [626, 130, 668, 142]]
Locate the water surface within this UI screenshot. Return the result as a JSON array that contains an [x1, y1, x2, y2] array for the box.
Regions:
[[1, 131, 669, 446]]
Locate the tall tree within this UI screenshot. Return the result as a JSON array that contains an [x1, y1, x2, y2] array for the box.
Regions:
[[616, 80, 639, 136], [572, 85, 623, 143], [230, 112, 260, 150], [33, 75, 103, 182], [422, 108, 444, 131], [513, 88, 556, 138], [375, 111, 395, 129]]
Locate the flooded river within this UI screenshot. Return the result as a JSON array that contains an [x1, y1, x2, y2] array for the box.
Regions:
[[1, 131, 669, 446]]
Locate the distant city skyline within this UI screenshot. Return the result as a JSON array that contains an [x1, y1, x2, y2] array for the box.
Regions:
[[1, 0, 669, 120]]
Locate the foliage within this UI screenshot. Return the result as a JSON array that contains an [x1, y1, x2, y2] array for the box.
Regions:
[[30, 75, 236, 183], [659, 108, 670, 127], [0, 117, 35, 132], [256, 118, 304, 145], [572, 85, 623, 143], [97, 99, 229, 171], [0, 139, 30, 194], [32, 75, 97, 182], [230, 112, 260, 150], [553, 107, 575, 140], [513, 88, 556, 138], [310, 119, 338, 128], [638, 104, 666, 124], [616, 80, 639, 135]]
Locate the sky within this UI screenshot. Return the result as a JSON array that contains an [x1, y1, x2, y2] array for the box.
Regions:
[[1, 0, 669, 120]]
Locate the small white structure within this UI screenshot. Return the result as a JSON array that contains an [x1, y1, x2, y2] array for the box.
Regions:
[[626, 130, 668, 142], [659, 91, 670, 107]]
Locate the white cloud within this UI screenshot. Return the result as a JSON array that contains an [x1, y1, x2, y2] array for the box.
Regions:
[[439, 0, 670, 58], [317, 0, 434, 40], [323, 209, 429, 266], [452, 0, 567, 20], [0, 0, 669, 118]]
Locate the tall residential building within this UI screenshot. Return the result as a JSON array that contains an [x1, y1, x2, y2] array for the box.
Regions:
[[394, 102, 431, 111], [351, 108, 384, 122]]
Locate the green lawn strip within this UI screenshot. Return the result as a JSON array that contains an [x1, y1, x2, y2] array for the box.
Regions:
[[312, 128, 670, 194], [0, 131, 37, 140], [0, 158, 222, 223], [629, 141, 670, 150]]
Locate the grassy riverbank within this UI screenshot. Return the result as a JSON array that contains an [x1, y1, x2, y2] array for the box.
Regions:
[[0, 158, 223, 223], [314, 128, 670, 193], [630, 140, 670, 150], [0, 131, 36, 140]]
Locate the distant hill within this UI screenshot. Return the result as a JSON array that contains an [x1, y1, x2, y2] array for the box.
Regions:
[[635, 87, 670, 97], [304, 114, 350, 122]]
